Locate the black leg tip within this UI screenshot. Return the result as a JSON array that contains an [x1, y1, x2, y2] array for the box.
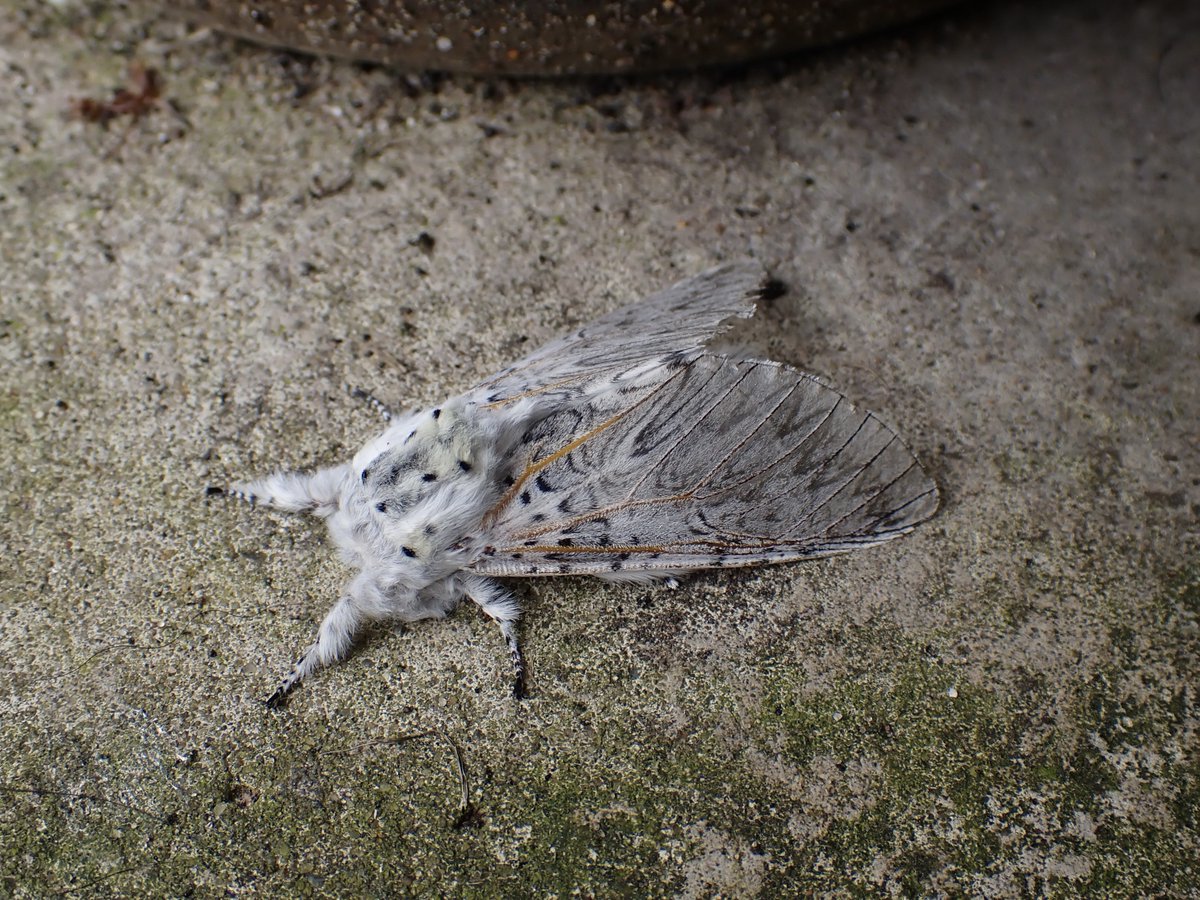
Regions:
[[760, 278, 787, 301], [205, 485, 225, 497], [265, 688, 289, 710]]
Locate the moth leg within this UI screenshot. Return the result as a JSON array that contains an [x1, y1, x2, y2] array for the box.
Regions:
[[498, 620, 526, 700], [226, 464, 348, 516], [460, 574, 526, 699], [348, 386, 394, 422], [267, 595, 362, 708]]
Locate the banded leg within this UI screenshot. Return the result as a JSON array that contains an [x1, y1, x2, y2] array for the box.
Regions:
[[267, 596, 362, 708], [497, 619, 527, 700], [226, 465, 349, 516], [461, 575, 526, 698], [348, 386, 394, 422]]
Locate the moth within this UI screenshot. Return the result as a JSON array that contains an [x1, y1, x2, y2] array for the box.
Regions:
[[225, 263, 939, 706]]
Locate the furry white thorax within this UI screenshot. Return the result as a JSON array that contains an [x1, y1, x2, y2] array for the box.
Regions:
[[333, 399, 509, 612], [235, 397, 538, 624]]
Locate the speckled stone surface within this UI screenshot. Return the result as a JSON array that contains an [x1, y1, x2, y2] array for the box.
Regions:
[[168, 0, 962, 75], [1, 0, 1197, 895]]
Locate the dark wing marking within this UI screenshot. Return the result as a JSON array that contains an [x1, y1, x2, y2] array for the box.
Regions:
[[471, 262, 768, 405], [469, 355, 939, 577]]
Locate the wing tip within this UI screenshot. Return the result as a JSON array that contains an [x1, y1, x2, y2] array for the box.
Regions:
[[758, 276, 787, 303], [906, 479, 942, 527], [685, 259, 783, 334], [876, 478, 942, 537], [703, 259, 777, 295]]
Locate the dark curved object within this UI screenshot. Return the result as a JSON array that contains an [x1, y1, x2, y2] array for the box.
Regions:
[[174, 0, 963, 75]]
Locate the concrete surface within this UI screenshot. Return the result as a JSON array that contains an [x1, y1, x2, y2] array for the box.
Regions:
[[1, 0, 1197, 895]]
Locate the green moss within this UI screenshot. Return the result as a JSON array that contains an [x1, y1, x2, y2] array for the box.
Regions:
[[1164, 564, 1200, 616], [2, 506, 1196, 897], [748, 622, 1198, 895], [3, 573, 1196, 897]]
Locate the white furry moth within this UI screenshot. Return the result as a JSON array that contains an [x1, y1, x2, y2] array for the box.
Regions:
[[224, 263, 939, 706]]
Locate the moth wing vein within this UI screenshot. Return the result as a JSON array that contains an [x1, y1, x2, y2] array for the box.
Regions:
[[805, 455, 918, 541], [779, 423, 892, 537], [688, 382, 802, 496], [625, 362, 747, 500], [692, 393, 844, 502]]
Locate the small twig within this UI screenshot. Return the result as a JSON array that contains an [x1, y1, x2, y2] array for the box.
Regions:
[[54, 865, 142, 897], [315, 729, 480, 826], [444, 731, 481, 829], [315, 731, 433, 756]]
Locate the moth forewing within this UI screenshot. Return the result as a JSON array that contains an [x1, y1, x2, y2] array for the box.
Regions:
[[225, 262, 938, 704], [474, 262, 766, 404], [470, 355, 938, 577]]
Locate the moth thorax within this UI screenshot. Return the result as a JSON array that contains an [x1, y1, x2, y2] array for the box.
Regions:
[[361, 403, 481, 494]]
